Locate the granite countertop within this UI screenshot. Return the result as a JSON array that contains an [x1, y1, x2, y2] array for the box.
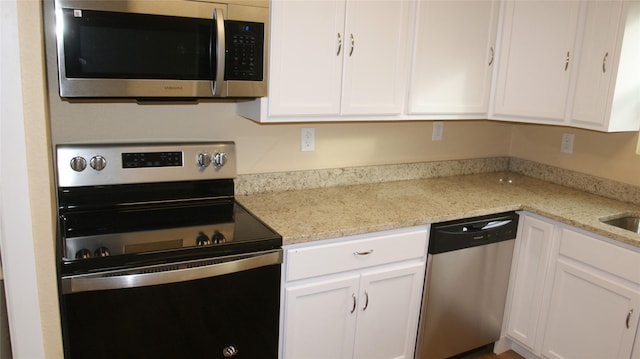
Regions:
[[237, 172, 640, 249]]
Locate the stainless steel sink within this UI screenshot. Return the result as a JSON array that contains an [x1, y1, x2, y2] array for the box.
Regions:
[[600, 215, 640, 234]]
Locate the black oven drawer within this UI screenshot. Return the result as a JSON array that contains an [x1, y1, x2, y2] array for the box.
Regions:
[[61, 261, 280, 358]]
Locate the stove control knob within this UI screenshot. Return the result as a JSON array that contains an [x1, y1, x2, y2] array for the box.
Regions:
[[213, 152, 227, 168], [196, 232, 211, 246], [222, 346, 238, 358], [90, 155, 107, 171], [197, 152, 211, 169], [70, 156, 87, 172], [94, 247, 110, 257], [212, 230, 226, 244], [75, 249, 92, 259]]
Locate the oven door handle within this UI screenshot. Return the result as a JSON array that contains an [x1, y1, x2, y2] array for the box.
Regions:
[[61, 249, 282, 294]]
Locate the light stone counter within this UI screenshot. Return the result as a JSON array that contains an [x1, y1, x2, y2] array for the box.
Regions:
[[237, 171, 640, 249]]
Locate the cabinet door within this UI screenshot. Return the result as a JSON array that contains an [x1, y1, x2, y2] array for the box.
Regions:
[[542, 259, 640, 359], [267, 0, 345, 116], [340, 0, 412, 115], [353, 261, 425, 359], [505, 215, 555, 353], [408, 0, 499, 115], [492, 1, 580, 121], [569, 1, 624, 129], [282, 274, 359, 359], [633, 323, 640, 359]]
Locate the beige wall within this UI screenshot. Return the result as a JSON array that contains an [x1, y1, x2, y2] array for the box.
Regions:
[[16, 0, 62, 357], [49, 98, 513, 174], [509, 124, 640, 187]]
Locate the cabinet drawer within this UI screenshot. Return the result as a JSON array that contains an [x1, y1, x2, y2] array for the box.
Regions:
[[558, 228, 640, 284], [286, 227, 428, 282]]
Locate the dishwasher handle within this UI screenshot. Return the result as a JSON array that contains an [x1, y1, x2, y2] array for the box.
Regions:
[[428, 212, 519, 254], [441, 219, 513, 234]]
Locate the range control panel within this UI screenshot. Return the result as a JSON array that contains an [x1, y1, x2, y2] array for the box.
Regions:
[[56, 142, 237, 187]]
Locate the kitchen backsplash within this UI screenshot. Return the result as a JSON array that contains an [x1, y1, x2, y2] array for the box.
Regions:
[[237, 157, 640, 207], [236, 157, 509, 195]]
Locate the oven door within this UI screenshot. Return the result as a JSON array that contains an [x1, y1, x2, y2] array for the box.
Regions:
[[60, 250, 282, 359]]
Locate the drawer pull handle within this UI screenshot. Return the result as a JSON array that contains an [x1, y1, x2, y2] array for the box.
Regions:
[[363, 291, 369, 311], [337, 33, 342, 56], [353, 249, 374, 256], [350, 294, 357, 314], [602, 52, 609, 73], [565, 51, 571, 71], [627, 309, 634, 329]]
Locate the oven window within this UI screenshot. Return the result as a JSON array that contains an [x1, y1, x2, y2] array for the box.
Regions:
[[61, 264, 280, 358], [61, 9, 213, 80]]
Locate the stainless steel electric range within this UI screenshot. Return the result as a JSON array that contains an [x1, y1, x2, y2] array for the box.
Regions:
[[55, 142, 281, 359]]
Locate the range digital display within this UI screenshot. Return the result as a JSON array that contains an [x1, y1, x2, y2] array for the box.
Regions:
[[122, 152, 182, 168]]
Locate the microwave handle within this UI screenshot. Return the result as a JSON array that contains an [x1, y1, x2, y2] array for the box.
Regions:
[[212, 8, 225, 96]]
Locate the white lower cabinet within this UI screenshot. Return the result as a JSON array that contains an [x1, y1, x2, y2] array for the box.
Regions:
[[505, 215, 557, 353], [542, 259, 639, 359], [280, 226, 429, 359], [284, 274, 360, 358], [502, 213, 640, 359]]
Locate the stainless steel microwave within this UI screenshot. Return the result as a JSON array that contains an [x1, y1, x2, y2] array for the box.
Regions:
[[52, 0, 268, 99]]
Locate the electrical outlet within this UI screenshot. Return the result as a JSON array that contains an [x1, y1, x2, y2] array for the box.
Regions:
[[561, 133, 574, 154], [432, 122, 443, 141], [301, 128, 315, 152]]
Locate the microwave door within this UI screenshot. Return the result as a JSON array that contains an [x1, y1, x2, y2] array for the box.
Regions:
[[57, 8, 218, 98], [212, 8, 225, 97]]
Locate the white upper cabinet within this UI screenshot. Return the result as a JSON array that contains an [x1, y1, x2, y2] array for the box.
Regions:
[[408, 0, 499, 116], [492, 0, 640, 132], [237, 0, 413, 122], [491, 0, 580, 122], [340, 0, 412, 116], [237, 0, 640, 130], [569, 1, 640, 132], [265, 0, 346, 116]]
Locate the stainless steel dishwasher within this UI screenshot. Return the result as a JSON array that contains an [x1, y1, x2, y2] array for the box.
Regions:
[[415, 212, 519, 359]]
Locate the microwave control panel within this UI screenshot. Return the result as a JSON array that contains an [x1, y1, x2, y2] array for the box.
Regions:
[[225, 20, 264, 81]]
